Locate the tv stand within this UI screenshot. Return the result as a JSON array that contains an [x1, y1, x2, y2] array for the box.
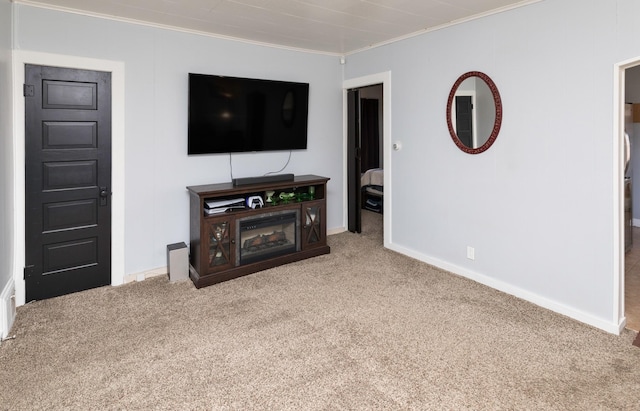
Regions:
[[232, 173, 294, 186], [187, 174, 330, 288]]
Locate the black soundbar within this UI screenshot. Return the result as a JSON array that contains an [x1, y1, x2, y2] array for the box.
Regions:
[[232, 173, 295, 186]]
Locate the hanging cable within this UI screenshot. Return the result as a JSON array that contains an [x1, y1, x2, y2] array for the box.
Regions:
[[263, 150, 292, 176]]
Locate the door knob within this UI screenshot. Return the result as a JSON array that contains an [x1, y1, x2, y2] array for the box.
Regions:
[[99, 186, 109, 206]]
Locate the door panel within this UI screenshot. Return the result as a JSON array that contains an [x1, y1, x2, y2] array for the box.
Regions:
[[455, 95, 473, 147], [42, 80, 97, 110], [347, 89, 362, 233], [43, 160, 98, 190], [25, 64, 112, 302], [43, 238, 98, 274], [43, 199, 98, 232], [43, 122, 97, 149]]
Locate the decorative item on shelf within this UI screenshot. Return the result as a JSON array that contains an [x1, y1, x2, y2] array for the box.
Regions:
[[295, 192, 311, 202], [265, 190, 275, 204], [278, 191, 295, 204], [308, 185, 315, 199]]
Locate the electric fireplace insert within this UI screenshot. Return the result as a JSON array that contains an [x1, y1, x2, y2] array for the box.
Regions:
[[237, 210, 300, 266]]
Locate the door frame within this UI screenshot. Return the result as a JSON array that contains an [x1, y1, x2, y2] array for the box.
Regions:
[[342, 72, 391, 247], [451, 91, 477, 148], [614, 56, 640, 333], [12, 51, 125, 307]]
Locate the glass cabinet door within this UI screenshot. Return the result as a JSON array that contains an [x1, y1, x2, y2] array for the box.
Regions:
[[206, 218, 235, 271], [302, 201, 325, 249]]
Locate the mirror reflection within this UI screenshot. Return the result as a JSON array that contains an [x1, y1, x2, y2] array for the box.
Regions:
[[446, 71, 502, 154], [282, 90, 296, 126]]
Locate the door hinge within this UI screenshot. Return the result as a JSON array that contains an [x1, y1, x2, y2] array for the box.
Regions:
[[23, 84, 35, 97], [24, 265, 35, 279]]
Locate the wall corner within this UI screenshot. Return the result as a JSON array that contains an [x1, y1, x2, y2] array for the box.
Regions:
[[1, 277, 16, 340]]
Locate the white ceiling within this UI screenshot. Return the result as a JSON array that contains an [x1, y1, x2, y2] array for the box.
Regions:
[[16, 0, 539, 55]]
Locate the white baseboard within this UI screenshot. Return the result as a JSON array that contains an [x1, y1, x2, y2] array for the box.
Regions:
[[1, 278, 16, 340], [328, 226, 347, 236], [123, 267, 168, 284], [386, 243, 621, 335]]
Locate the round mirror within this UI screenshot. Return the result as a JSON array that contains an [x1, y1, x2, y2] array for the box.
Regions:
[[281, 89, 296, 127], [446, 71, 502, 154]]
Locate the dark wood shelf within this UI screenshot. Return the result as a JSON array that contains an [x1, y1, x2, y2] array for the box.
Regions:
[[187, 174, 327, 198], [187, 174, 330, 288]]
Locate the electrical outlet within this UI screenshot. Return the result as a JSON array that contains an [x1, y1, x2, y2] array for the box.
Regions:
[[467, 246, 475, 260]]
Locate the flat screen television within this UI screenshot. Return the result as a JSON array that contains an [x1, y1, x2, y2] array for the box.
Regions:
[[188, 73, 309, 154]]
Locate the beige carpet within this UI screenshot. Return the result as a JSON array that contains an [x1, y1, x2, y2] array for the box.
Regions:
[[2, 211, 640, 410]]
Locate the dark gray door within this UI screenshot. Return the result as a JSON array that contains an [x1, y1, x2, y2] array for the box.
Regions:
[[25, 64, 112, 302], [347, 88, 362, 233], [360, 98, 380, 173], [455, 95, 473, 147]]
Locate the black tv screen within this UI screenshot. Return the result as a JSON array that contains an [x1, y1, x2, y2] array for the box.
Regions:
[[188, 73, 309, 154]]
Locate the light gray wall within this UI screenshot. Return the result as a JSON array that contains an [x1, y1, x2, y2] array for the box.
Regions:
[[344, 0, 640, 330], [13, 4, 344, 276], [0, 0, 14, 294], [475, 78, 496, 147]]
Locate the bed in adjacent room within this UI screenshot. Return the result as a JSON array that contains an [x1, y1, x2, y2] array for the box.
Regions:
[[361, 168, 383, 213]]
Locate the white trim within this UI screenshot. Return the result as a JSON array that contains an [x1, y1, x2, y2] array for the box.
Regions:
[[388, 242, 623, 335], [0, 278, 15, 340], [12, 0, 342, 57], [450, 90, 478, 148], [342, 72, 392, 248], [345, 0, 543, 56], [614, 56, 640, 334], [12, 0, 541, 57], [327, 227, 346, 236], [123, 267, 167, 284], [12, 51, 125, 307]]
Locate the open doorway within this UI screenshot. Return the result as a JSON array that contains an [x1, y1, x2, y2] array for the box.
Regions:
[[359, 85, 384, 213], [343, 71, 391, 248], [347, 84, 383, 234], [624, 64, 640, 332]]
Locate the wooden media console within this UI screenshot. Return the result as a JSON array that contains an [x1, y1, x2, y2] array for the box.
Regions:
[[187, 175, 330, 288]]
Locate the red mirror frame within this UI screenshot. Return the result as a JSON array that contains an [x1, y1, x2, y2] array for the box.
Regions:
[[446, 71, 502, 154]]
